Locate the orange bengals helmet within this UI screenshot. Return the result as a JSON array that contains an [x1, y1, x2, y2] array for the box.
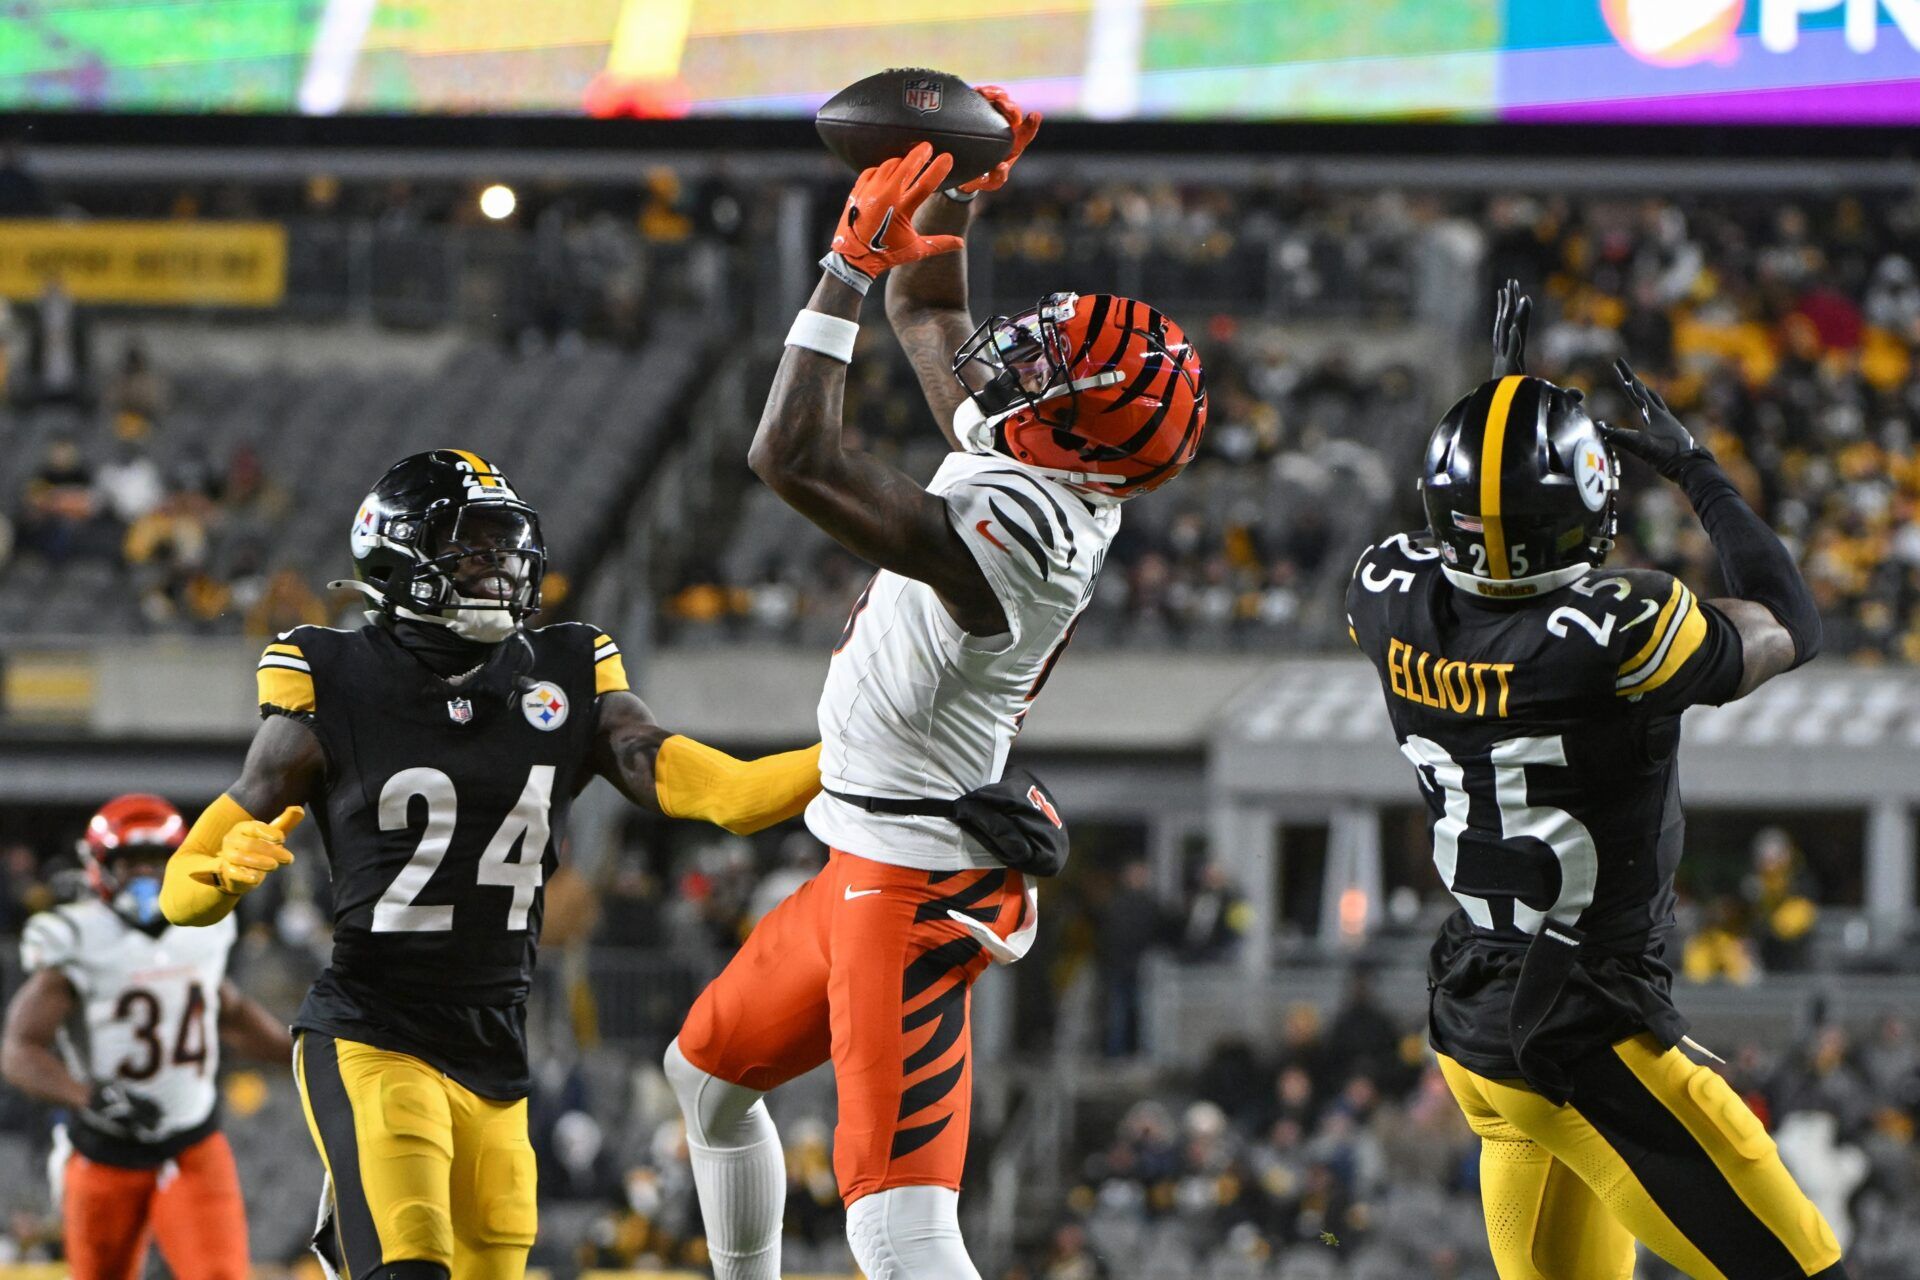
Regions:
[[78, 793, 185, 928], [952, 292, 1207, 497]]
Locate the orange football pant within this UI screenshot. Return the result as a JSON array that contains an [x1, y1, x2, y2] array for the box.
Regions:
[[677, 849, 1028, 1204], [63, 1130, 249, 1280]]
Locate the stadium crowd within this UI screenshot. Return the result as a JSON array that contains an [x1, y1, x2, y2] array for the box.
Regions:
[[7, 178, 1920, 662]]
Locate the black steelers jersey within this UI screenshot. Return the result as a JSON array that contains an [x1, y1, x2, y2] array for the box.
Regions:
[[1346, 532, 1745, 1082], [257, 620, 628, 1099]]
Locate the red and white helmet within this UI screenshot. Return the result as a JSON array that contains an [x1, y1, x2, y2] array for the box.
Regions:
[[78, 793, 185, 909], [951, 292, 1207, 497]]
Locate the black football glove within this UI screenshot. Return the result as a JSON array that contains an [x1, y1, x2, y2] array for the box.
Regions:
[[1599, 358, 1710, 480], [87, 1081, 164, 1135], [1491, 278, 1532, 379]]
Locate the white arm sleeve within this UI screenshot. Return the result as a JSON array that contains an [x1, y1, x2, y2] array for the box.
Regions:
[[20, 910, 80, 982]]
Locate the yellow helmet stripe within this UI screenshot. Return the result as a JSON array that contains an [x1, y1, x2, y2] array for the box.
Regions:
[[1480, 376, 1524, 580], [448, 448, 504, 487]]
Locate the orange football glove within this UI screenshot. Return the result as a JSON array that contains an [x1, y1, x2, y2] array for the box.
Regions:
[[820, 142, 965, 295], [956, 86, 1042, 195], [215, 806, 302, 895]]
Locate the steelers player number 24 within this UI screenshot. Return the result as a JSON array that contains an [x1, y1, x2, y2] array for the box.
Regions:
[[1399, 734, 1599, 935], [372, 765, 553, 933]]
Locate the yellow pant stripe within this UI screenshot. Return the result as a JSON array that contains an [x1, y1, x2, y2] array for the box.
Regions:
[[1439, 1052, 1730, 1280], [1611, 1038, 1842, 1275]]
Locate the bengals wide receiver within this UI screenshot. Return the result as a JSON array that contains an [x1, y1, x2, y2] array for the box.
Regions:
[[664, 93, 1206, 1280], [158, 450, 821, 1280], [1, 794, 292, 1280], [1347, 284, 1843, 1279]]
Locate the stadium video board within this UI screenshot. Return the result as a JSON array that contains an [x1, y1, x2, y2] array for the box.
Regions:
[[2, 0, 1916, 123]]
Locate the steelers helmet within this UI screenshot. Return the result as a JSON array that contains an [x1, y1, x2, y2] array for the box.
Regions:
[[1421, 375, 1617, 600], [331, 450, 546, 642]]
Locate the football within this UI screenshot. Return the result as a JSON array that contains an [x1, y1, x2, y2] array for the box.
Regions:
[[814, 68, 1012, 185]]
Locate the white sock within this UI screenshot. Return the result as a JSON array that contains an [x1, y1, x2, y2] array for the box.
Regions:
[[664, 1038, 784, 1280], [845, 1185, 981, 1280]]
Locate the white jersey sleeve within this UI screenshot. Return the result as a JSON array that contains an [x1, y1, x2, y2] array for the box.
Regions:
[[20, 907, 86, 983], [944, 462, 1094, 645]]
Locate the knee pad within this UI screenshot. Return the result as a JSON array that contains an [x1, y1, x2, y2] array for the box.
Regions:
[[385, 1199, 455, 1264], [373, 1264, 449, 1280], [665, 1037, 769, 1149], [845, 1185, 981, 1280], [472, 1145, 539, 1248]]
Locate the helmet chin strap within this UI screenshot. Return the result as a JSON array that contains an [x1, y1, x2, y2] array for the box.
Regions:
[[328, 578, 522, 643], [1443, 561, 1595, 599], [953, 373, 1133, 491]]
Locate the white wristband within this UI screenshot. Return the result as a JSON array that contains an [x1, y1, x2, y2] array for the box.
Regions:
[[786, 309, 860, 364]]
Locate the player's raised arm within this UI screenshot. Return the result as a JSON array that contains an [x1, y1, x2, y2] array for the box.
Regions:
[[1602, 359, 1821, 699], [160, 714, 320, 927], [591, 689, 821, 835], [885, 86, 1040, 446], [749, 142, 1008, 636]]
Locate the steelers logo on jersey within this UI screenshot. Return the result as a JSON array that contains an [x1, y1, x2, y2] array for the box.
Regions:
[[521, 682, 569, 731], [1575, 444, 1613, 512]]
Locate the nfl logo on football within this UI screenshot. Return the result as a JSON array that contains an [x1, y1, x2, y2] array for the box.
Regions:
[[446, 697, 473, 724], [902, 78, 942, 114]]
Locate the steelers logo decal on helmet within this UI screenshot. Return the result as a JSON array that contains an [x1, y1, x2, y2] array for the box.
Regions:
[[521, 681, 569, 731], [1575, 442, 1613, 512], [350, 504, 379, 556]]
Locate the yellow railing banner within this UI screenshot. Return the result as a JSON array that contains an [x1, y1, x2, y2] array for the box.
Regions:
[[0, 220, 287, 306]]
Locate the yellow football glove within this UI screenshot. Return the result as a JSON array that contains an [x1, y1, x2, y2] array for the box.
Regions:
[[215, 807, 303, 895]]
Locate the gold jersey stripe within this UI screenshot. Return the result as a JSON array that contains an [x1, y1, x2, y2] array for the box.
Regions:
[[263, 642, 305, 659], [595, 651, 630, 696], [594, 633, 617, 649], [1479, 376, 1524, 580], [258, 664, 317, 713], [1619, 580, 1685, 678], [1619, 596, 1707, 698]]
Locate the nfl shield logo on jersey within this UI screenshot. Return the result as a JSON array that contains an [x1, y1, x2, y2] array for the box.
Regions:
[[902, 78, 943, 114], [447, 697, 473, 724], [521, 682, 569, 731]]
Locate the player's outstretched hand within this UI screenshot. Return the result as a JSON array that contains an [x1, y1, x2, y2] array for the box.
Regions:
[[216, 805, 303, 895], [1600, 358, 1706, 480], [1492, 278, 1531, 378], [822, 142, 966, 294], [88, 1081, 164, 1135], [956, 86, 1041, 194]]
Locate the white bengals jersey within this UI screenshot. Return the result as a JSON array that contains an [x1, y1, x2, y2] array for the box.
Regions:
[[20, 900, 235, 1142], [806, 451, 1118, 870]]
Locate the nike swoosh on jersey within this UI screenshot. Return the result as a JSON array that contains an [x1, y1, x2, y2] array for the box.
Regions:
[[975, 519, 1010, 553], [844, 886, 882, 900]]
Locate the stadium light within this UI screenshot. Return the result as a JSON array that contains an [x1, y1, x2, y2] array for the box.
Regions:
[[479, 183, 517, 220]]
